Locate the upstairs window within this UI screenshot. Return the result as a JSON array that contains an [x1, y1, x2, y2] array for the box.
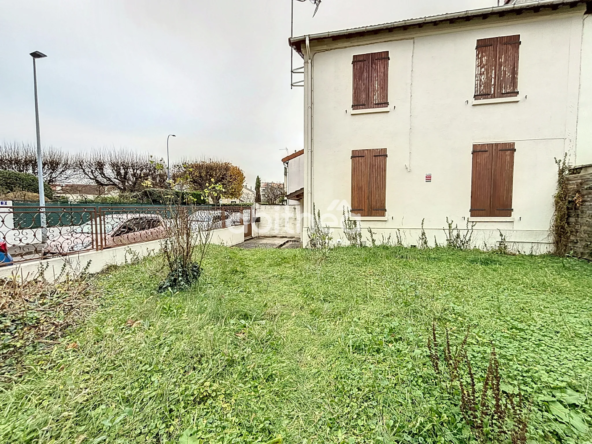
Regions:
[[474, 35, 521, 100], [352, 51, 390, 110], [470, 143, 516, 217], [351, 149, 388, 217]]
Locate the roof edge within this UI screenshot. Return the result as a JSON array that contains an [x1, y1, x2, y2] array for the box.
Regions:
[[282, 149, 304, 163], [289, 0, 587, 55]]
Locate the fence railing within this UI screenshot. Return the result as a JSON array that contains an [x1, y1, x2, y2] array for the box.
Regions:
[[0, 205, 252, 265]]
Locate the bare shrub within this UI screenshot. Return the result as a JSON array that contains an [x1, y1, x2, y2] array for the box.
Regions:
[[342, 208, 362, 247], [307, 204, 332, 252], [444, 218, 476, 250], [158, 206, 213, 293]]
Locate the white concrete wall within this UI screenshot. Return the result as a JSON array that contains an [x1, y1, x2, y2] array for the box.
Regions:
[[0, 226, 244, 283], [302, 7, 587, 251], [253, 204, 301, 238], [577, 14, 592, 166]]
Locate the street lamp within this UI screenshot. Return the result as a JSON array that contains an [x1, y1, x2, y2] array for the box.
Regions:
[[167, 134, 176, 184], [30, 51, 47, 243]]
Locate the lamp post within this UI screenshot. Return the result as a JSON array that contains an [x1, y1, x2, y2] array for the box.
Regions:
[[166, 134, 176, 184], [30, 51, 47, 243]]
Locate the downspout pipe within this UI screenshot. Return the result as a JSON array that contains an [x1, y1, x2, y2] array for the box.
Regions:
[[304, 36, 313, 242]]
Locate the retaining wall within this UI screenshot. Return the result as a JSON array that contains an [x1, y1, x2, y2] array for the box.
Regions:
[[0, 225, 245, 283]]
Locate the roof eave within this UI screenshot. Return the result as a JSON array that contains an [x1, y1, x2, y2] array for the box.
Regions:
[[289, 0, 586, 57]]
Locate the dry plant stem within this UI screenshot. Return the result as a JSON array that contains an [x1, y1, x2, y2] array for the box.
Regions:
[[428, 323, 529, 444]]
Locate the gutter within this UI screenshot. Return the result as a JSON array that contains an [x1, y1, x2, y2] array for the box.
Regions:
[[289, 0, 587, 56]]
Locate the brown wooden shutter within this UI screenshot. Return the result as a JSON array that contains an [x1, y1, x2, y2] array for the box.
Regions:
[[470, 144, 494, 217], [352, 55, 370, 110], [491, 143, 515, 217], [497, 35, 520, 97], [370, 149, 387, 217], [475, 38, 497, 100], [351, 150, 370, 216], [370, 52, 389, 109]]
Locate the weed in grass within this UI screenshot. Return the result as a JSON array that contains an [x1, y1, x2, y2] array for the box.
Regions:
[[418, 219, 429, 249], [368, 228, 377, 247], [308, 204, 332, 253], [444, 217, 476, 250], [429, 323, 529, 443], [342, 207, 362, 247]]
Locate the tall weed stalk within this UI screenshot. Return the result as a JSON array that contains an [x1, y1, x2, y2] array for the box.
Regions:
[[428, 323, 529, 443]]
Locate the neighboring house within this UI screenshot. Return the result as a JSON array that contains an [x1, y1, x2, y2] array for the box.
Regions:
[[289, 0, 592, 251], [220, 185, 256, 204], [52, 184, 118, 202], [282, 150, 304, 205]]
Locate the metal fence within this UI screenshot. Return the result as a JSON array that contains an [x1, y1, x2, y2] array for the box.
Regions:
[[0, 205, 253, 265]]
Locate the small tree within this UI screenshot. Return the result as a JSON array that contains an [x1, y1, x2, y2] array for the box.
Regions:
[[255, 176, 262, 203], [263, 183, 285, 205], [179, 160, 245, 204]]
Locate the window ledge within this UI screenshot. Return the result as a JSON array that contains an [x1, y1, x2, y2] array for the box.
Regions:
[[359, 216, 388, 221], [351, 107, 390, 115], [472, 97, 520, 106], [469, 217, 515, 222]]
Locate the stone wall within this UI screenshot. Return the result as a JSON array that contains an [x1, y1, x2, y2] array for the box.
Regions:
[[566, 165, 592, 260]]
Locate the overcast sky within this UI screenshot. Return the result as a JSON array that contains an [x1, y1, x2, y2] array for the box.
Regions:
[[0, 0, 494, 186]]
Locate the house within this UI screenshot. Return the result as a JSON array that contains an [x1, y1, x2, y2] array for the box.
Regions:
[[220, 185, 256, 204], [289, 0, 592, 251], [282, 149, 304, 206], [51, 184, 118, 202]]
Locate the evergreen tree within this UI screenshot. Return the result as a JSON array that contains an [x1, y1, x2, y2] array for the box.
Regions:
[[255, 176, 261, 203]]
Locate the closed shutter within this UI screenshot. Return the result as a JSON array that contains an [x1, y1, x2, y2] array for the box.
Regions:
[[352, 55, 370, 110], [370, 149, 388, 216], [470, 144, 494, 217], [492, 143, 515, 217], [475, 38, 497, 100], [351, 150, 370, 216], [370, 52, 389, 109], [497, 35, 520, 97]]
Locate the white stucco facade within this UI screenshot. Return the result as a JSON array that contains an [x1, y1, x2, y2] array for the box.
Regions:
[[295, 3, 592, 251], [286, 154, 304, 197]]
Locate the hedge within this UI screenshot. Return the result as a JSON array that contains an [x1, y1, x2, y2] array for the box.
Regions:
[[0, 170, 53, 200]]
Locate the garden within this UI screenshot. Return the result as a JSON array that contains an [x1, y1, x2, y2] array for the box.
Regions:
[[1, 245, 592, 443]]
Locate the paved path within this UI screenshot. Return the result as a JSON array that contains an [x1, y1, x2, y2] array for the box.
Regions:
[[234, 237, 300, 249]]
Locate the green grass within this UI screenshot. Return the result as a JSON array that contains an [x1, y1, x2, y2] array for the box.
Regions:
[[1, 246, 592, 443]]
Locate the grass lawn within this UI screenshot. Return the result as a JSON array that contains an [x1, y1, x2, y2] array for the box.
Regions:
[[1, 246, 592, 443]]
